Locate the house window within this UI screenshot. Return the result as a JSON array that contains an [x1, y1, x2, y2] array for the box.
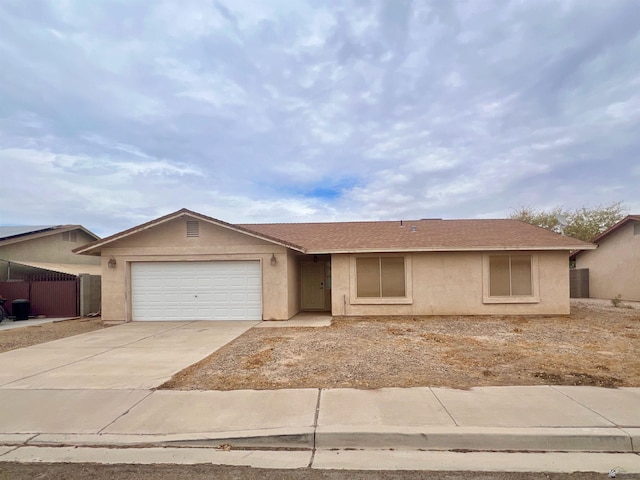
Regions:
[[483, 253, 539, 304], [186, 220, 199, 238], [489, 255, 532, 296], [634, 223, 640, 235], [356, 257, 406, 297]]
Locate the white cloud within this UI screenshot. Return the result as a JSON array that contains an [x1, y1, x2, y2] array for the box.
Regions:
[[0, 0, 638, 233], [606, 97, 640, 122]]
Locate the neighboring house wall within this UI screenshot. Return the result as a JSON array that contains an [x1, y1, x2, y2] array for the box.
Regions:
[[575, 222, 640, 301], [331, 250, 570, 316], [0, 229, 100, 265], [99, 219, 293, 321], [78, 273, 102, 316]]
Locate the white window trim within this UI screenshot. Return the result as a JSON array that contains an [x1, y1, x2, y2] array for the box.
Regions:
[[350, 254, 413, 305], [482, 253, 540, 304]]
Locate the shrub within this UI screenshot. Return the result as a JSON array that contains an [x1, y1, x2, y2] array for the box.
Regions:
[[611, 294, 623, 308]]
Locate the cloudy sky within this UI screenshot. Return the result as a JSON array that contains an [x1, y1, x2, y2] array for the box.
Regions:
[[1, 0, 639, 237]]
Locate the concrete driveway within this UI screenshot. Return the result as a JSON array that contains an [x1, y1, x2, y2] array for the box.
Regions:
[[0, 321, 259, 389]]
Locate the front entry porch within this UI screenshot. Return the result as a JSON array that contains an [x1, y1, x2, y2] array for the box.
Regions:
[[256, 311, 332, 328], [300, 255, 331, 312]]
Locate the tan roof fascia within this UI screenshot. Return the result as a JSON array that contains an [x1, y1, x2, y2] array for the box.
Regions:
[[74, 208, 307, 256], [0, 225, 99, 248]]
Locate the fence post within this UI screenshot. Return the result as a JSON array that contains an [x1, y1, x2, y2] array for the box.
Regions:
[[79, 274, 90, 316]]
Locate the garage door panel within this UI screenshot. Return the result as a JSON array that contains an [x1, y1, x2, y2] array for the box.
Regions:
[[246, 292, 261, 302], [131, 261, 262, 321], [228, 293, 246, 302]]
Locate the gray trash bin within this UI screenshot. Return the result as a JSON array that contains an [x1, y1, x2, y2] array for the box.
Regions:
[[12, 299, 30, 321]]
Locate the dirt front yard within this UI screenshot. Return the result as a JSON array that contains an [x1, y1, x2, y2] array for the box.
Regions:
[[161, 299, 640, 391], [0, 318, 109, 353]]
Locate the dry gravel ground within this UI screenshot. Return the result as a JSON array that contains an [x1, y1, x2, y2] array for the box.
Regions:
[[161, 299, 640, 391], [0, 318, 109, 353], [0, 463, 630, 480]]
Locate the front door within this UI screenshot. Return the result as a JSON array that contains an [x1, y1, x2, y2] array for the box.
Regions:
[[301, 261, 326, 310]]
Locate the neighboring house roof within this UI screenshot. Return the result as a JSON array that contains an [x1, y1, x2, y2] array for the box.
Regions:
[[571, 214, 640, 260], [0, 260, 101, 276], [75, 208, 595, 256], [0, 224, 100, 247], [588, 214, 640, 243], [0, 225, 57, 240]]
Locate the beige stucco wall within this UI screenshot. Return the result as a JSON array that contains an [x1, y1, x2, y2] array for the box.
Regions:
[[0, 229, 100, 265], [99, 218, 293, 321], [286, 250, 301, 318], [331, 250, 571, 316], [575, 222, 640, 301]]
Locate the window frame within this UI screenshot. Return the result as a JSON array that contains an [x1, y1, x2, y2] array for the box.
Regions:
[[483, 253, 540, 304], [350, 254, 413, 305]]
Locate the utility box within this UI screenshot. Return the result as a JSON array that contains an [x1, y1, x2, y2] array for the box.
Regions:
[[570, 269, 589, 298]]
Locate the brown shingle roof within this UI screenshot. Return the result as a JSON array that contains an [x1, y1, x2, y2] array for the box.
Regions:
[[75, 208, 595, 255], [240, 218, 594, 253]]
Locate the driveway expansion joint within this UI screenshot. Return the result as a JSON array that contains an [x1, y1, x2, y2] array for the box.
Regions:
[[97, 390, 155, 434], [0, 348, 116, 388], [117, 321, 199, 348]]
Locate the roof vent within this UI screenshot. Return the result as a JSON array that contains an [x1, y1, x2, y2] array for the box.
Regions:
[[62, 231, 77, 242], [410, 226, 417, 233], [186, 220, 199, 238]]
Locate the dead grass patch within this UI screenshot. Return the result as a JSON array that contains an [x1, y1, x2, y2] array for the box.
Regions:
[[160, 300, 640, 391]]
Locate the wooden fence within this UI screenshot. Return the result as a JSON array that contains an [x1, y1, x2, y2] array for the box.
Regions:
[[0, 273, 79, 317]]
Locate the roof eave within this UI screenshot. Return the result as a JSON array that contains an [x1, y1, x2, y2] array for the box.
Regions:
[[307, 245, 596, 254], [589, 215, 640, 243], [74, 209, 307, 255], [1, 225, 99, 248]]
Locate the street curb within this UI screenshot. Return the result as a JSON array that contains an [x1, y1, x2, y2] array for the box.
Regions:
[[8, 427, 637, 453], [26, 428, 315, 450], [315, 426, 636, 452]]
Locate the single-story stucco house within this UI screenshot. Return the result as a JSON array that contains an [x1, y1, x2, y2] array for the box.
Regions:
[[74, 209, 595, 322], [572, 214, 640, 301], [0, 225, 101, 279], [0, 225, 101, 317]]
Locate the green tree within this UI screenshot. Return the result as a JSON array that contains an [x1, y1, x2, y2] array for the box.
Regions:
[[510, 202, 626, 242]]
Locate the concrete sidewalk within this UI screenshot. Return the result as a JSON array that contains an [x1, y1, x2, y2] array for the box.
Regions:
[[0, 386, 638, 454]]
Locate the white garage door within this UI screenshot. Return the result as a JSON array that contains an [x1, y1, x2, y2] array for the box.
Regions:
[[131, 261, 262, 321]]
